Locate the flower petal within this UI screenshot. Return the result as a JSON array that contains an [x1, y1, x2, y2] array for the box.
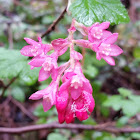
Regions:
[[101, 30, 112, 39], [71, 87, 82, 100], [74, 20, 88, 36], [71, 51, 83, 60], [56, 90, 69, 112], [84, 91, 95, 112], [83, 81, 93, 94], [20, 45, 34, 57], [109, 45, 123, 56], [58, 47, 68, 56], [51, 38, 69, 56], [102, 56, 115, 66], [76, 111, 88, 121], [24, 38, 40, 47], [28, 57, 45, 67], [104, 33, 118, 44], [65, 113, 75, 124], [96, 52, 102, 60], [58, 112, 65, 124], [65, 99, 75, 124], [42, 44, 52, 54], [51, 68, 58, 81], [38, 67, 51, 81], [62, 72, 76, 83], [98, 22, 110, 30], [29, 90, 45, 100], [30, 66, 34, 70], [42, 96, 53, 112], [74, 39, 91, 48]]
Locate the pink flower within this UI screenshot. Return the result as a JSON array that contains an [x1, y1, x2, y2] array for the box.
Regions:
[[28, 52, 58, 81], [93, 33, 123, 65], [29, 81, 58, 112], [56, 62, 95, 123], [88, 22, 111, 43], [73, 20, 111, 42], [74, 33, 123, 66], [51, 38, 69, 56], [21, 37, 52, 57], [56, 84, 95, 123]]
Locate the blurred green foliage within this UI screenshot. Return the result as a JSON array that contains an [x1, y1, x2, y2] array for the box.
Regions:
[[103, 88, 140, 117]]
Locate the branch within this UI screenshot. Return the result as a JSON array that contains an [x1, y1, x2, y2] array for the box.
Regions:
[[11, 98, 36, 121], [0, 123, 140, 134], [0, 77, 17, 99], [41, 7, 67, 38]]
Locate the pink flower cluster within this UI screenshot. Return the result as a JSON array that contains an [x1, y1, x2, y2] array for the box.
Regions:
[[20, 19, 123, 123]]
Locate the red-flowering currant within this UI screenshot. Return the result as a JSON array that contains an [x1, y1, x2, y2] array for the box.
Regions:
[[21, 19, 123, 123]]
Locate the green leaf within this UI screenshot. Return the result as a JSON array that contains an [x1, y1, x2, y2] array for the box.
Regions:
[[115, 137, 129, 140], [59, 48, 70, 61], [50, 32, 67, 40], [19, 62, 39, 86], [91, 55, 107, 67], [47, 116, 58, 124], [84, 65, 99, 78], [131, 133, 140, 139], [91, 81, 102, 94], [118, 87, 132, 98], [128, 95, 140, 110], [33, 104, 54, 118], [36, 118, 47, 124], [116, 116, 129, 127], [0, 48, 38, 85], [133, 47, 140, 59], [103, 95, 122, 111], [11, 87, 25, 102], [0, 48, 27, 79], [83, 117, 96, 125], [42, 16, 55, 25], [122, 100, 139, 117], [100, 106, 110, 117], [69, 0, 130, 26], [47, 133, 68, 140]]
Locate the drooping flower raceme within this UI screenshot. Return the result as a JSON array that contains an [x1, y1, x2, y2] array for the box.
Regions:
[[20, 19, 123, 123], [56, 62, 94, 123]]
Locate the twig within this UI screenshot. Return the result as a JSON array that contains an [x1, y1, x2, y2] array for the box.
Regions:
[[81, 36, 87, 66], [14, 0, 26, 7], [11, 98, 36, 121], [7, 23, 13, 49], [0, 77, 17, 99], [41, 7, 67, 38], [0, 122, 140, 134]]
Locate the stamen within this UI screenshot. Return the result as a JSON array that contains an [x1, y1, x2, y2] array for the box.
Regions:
[[42, 58, 53, 71], [93, 28, 103, 39], [31, 46, 39, 56], [100, 43, 111, 56]]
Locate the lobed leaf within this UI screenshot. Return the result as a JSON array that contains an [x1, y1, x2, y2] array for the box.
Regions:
[[69, 0, 130, 26], [0, 48, 38, 85]]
